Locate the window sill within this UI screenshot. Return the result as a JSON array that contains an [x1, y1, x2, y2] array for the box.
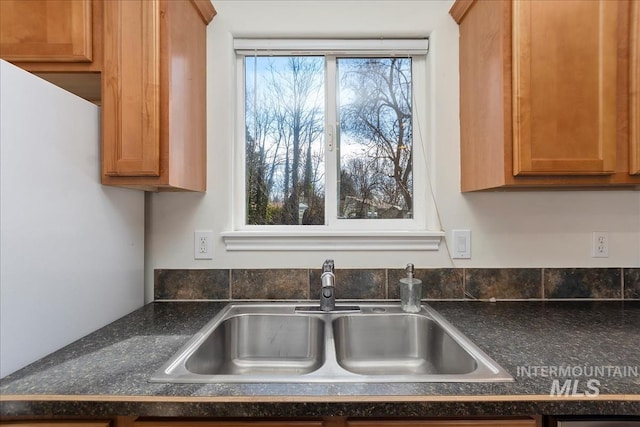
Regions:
[[221, 230, 445, 251]]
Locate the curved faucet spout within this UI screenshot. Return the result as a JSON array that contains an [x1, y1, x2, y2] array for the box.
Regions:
[[320, 259, 335, 312]]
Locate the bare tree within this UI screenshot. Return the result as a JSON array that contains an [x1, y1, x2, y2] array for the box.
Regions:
[[340, 157, 380, 218], [246, 84, 277, 224], [245, 56, 325, 225], [339, 58, 413, 215]]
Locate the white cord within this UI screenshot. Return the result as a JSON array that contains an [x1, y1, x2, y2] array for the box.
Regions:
[[410, 55, 455, 268]]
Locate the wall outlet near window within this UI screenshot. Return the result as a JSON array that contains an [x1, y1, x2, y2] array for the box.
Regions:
[[451, 229, 471, 259], [592, 231, 609, 258], [194, 231, 213, 259]]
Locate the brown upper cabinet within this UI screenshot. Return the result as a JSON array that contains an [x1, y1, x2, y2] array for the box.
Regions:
[[0, 0, 215, 192], [450, 0, 640, 191], [0, 0, 96, 64], [631, 0, 640, 175], [100, 0, 214, 191], [0, 0, 103, 101]]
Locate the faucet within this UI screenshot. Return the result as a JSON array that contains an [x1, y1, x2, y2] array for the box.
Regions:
[[320, 259, 335, 311]]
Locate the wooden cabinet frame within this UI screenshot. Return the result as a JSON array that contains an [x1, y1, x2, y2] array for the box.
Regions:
[[512, 0, 618, 176], [630, 0, 640, 175], [102, 0, 161, 178], [101, 0, 213, 191], [451, 0, 640, 191], [1, 0, 214, 192], [0, 419, 542, 427], [0, 0, 103, 73], [0, 0, 93, 63]]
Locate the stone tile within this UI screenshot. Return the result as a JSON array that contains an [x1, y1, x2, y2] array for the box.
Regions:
[[154, 267, 629, 303], [388, 268, 464, 299], [231, 269, 308, 299], [154, 269, 229, 300], [310, 269, 386, 300], [624, 268, 640, 299], [465, 268, 542, 300], [545, 268, 622, 299]]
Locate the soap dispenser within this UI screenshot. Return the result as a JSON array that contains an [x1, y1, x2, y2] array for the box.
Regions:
[[399, 263, 422, 313]]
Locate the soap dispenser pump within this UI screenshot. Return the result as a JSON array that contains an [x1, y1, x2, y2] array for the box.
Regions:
[[399, 263, 422, 313]]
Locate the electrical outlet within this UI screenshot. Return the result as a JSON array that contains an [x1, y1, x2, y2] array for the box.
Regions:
[[194, 231, 213, 259], [451, 229, 471, 259], [592, 231, 609, 258]]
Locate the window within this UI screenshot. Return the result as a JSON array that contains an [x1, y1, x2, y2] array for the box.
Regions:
[[336, 57, 414, 222], [245, 55, 326, 226], [224, 39, 443, 251]]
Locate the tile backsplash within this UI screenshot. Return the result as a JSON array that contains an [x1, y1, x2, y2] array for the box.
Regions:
[[155, 267, 639, 301]]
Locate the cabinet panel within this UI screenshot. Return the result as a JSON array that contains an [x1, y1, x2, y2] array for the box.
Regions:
[[630, 0, 640, 175], [347, 421, 536, 427], [134, 422, 322, 427], [512, 0, 617, 175], [457, 0, 512, 191], [0, 422, 110, 427], [163, 0, 208, 189], [101, 0, 213, 191], [0, 0, 92, 62], [102, 0, 161, 177], [452, 0, 640, 190]]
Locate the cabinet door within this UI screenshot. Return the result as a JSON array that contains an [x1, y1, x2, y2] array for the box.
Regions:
[[347, 420, 536, 427], [134, 422, 322, 427], [630, 0, 640, 175], [512, 0, 618, 176], [0, 0, 92, 62], [102, 0, 161, 177], [0, 422, 110, 427]]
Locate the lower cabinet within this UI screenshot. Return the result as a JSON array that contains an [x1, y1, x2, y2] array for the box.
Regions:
[[346, 420, 537, 426], [0, 417, 540, 427], [0, 423, 110, 427], [134, 422, 322, 427], [132, 418, 538, 427]]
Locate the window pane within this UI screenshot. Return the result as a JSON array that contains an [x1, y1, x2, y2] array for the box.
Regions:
[[245, 56, 325, 225], [337, 58, 413, 220]]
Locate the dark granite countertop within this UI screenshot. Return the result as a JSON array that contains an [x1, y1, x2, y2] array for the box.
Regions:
[[1, 301, 639, 417]]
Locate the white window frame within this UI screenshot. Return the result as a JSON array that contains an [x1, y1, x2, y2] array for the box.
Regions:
[[222, 39, 444, 251]]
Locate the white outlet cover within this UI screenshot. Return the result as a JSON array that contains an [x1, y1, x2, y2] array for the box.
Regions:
[[591, 231, 609, 258], [194, 231, 214, 260]]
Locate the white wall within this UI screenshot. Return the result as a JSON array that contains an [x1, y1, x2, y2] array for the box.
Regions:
[[0, 60, 145, 377], [145, 0, 640, 301]]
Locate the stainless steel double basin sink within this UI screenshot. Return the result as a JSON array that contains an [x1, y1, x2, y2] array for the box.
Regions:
[[151, 302, 513, 383]]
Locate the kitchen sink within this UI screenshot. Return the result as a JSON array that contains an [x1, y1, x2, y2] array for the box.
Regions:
[[151, 302, 513, 383], [333, 314, 477, 376], [185, 314, 325, 375]]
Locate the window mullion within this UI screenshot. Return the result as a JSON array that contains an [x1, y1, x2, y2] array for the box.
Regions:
[[324, 56, 338, 227]]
